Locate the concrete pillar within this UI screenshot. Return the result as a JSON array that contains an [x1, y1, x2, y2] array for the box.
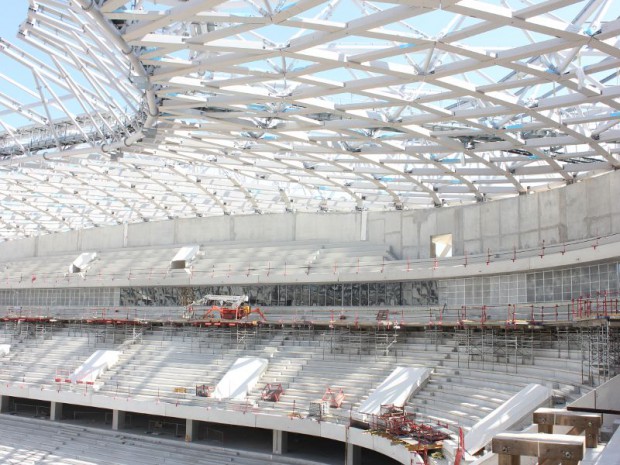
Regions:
[[50, 402, 63, 421], [185, 419, 197, 442], [0, 396, 10, 413], [345, 444, 361, 465], [272, 430, 288, 455], [112, 410, 125, 430]]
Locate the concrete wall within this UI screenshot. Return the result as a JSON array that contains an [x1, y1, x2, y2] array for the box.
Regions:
[[370, 171, 620, 259], [0, 171, 618, 261]]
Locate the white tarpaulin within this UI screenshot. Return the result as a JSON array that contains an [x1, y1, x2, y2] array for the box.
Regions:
[[0, 344, 10, 356], [70, 252, 97, 273], [69, 350, 120, 384], [214, 357, 268, 400], [464, 383, 552, 455], [358, 367, 431, 415], [170, 245, 199, 269]]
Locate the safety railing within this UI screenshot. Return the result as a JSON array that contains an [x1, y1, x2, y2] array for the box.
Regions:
[[0, 233, 617, 288], [1, 292, 618, 327]]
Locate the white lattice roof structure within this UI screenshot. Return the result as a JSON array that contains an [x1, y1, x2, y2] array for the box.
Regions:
[[0, 0, 619, 240]]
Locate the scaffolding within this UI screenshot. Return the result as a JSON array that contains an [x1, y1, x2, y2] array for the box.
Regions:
[[3, 321, 59, 345], [454, 327, 534, 373], [579, 321, 620, 386], [612, 324, 620, 377], [0, 321, 16, 343], [451, 321, 620, 385], [193, 324, 270, 352], [554, 326, 577, 360], [235, 327, 259, 350], [324, 327, 399, 359], [286, 325, 318, 346], [85, 322, 147, 347], [424, 326, 444, 350]]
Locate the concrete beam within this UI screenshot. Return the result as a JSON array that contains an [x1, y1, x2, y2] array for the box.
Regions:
[[186, 418, 197, 442], [0, 396, 9, 413], [50, 401, 63, 421], [112, 409, 126, 430], [273, 429, 288, 454], [345, 443, 361, 465]]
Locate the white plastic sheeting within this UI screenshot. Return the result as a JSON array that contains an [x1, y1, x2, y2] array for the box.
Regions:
[[70, 252, 97, 274], [464, 383, 552, 455], [69, 350, 120, 384], [170, 245, 199, 270], [214, 357, 268, 400], [0, 345, 10, 356], [358, 367, 431, 415]]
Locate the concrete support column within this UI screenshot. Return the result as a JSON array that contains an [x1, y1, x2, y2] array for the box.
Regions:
[[345, 444, 361, 465], [50, 402, 63, 421], [112, 410, 125, 430], [0, 396, 10, 413], [186, 419, 197, 442], [273, 429, 288, 455]]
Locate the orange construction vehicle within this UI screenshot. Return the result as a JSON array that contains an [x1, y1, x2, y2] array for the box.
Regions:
[[183, 295, 266, 322]]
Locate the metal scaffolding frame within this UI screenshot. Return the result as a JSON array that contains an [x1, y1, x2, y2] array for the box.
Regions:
[[454, 326, 534, 373], [449, 321, 620, 385], [0, 320, 57, 344], [423, 326, 445, 350], [181, 324, 271, 352], [579, 320, 620, 385], [323, 327, 400, 360]]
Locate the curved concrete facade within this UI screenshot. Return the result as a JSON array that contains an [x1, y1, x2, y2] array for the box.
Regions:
[[0, 170, 618, 263]]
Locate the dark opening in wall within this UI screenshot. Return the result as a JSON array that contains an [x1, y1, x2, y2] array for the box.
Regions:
[[7, 396, 50, 419], [286, 432, 344, 462], [61, 404, 112, 425]]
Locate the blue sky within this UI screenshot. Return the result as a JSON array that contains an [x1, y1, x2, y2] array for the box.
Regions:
[[0, 1, 33, 128], [0, 2, 26, 39], [0, 0, 617, 130], [0, 1, 142, 131]]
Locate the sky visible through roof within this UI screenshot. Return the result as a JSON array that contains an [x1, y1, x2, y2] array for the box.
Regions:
[[0, 1, 140, 133], [0, 2, 32, 127], [0, 1, 611, 130], [0, 0, 618, 240], [0, 3, 26, 37]]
